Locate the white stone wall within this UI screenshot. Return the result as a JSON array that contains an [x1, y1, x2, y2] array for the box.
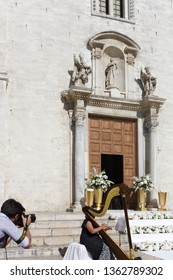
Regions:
[[0, 0, 173, 211]]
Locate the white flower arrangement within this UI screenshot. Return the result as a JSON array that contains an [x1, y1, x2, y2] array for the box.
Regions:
[[134, 241, 173, 251], [129, 212, 173, 220], [131, 174, 155, 195], [131, 225, 173, 235], [85, 168, 114, 193], [107, 212, 173, 221]]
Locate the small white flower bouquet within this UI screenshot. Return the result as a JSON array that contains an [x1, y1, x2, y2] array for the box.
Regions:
[[131, 174, 155, 195], [85, 168, 114, 193]]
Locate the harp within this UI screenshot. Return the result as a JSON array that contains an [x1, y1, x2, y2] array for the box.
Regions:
[[82, 184, 134, 260]]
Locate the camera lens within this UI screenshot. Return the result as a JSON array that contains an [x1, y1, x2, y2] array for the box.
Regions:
[[25, 214, 36, 223]]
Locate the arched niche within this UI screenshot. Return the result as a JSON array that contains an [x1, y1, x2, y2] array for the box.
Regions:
[[88, 31, 140, 98], [103, 46, 125, 92]]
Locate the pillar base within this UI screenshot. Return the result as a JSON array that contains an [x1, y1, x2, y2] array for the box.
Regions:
[[147, 198, 158, 209], [106, 86, 121, 98], [72, 201, 83, 212]]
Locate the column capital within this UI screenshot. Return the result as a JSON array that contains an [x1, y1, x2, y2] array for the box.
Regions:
[[89, 40, 104, 60], [74, 108, 85, 126], [144, 116, 159, 133], [91, 48, 102, 60], [124, 46, 139, 65]]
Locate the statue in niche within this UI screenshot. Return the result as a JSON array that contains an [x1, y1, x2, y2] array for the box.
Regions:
[[71, 53, 91, 86], [140, 67, 157, 96], [105, 58, 118, 88]]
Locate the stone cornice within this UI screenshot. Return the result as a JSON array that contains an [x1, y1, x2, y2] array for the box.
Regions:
[[62, 86, 93, 102], [89, 40, 104, 50], [124, 46, 138, 57], [87, 94, 166, 113], [62, 88, 166, 114], [88, 95, 141, 111], [142, 96, 166, 113]]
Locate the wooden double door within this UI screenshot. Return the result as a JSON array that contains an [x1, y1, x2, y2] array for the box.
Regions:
[[89, 115, 137, 209]]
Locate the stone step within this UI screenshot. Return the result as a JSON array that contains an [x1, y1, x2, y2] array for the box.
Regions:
[[32, 230, 119, 246], [34, 220, 83, 229], [32, 211, 111, 223], [8, 228, 119, 248], [31, 227, 82, 237], [0, 245, 63, 260], [32, 235, 77, 247]]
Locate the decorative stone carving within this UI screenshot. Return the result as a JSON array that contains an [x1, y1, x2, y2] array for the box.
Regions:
[[124, 46, 138, 66], [140, 67, 157, 96], [71, 53, 92, 86], [144, 117, 159, 133], [74, 109, 85, 126], [91, 48, 102, 60], [126, 53, 135, 65]]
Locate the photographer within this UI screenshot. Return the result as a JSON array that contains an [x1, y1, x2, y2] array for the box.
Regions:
[[0, 199, 32, 249]]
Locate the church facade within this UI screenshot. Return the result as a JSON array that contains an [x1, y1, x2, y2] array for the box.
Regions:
[[0, 0, 172, 212]]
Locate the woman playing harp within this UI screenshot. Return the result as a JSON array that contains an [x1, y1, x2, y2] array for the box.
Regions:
[[81, 184, 133, 260], [80, 216, 112, 260]]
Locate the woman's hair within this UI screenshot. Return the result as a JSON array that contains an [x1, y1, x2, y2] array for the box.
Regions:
[[1, 199, 25, 218]]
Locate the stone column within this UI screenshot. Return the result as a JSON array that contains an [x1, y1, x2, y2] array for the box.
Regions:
[[90, 41, 104, 95], [141, 96, 166, 208], [144, 114, 159, 208], [66, 86, 92, 210], [123, 0, 129, 19], [124, 46, 138, 98], [149, 118, 158, 184], [108, 0, 114, 16], [137, 118, 144, 176], [73, 100, 85, 209]]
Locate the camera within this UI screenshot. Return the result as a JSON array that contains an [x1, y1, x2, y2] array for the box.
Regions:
[[25, 214, 36, 223], [15, 213, 36, 227]]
